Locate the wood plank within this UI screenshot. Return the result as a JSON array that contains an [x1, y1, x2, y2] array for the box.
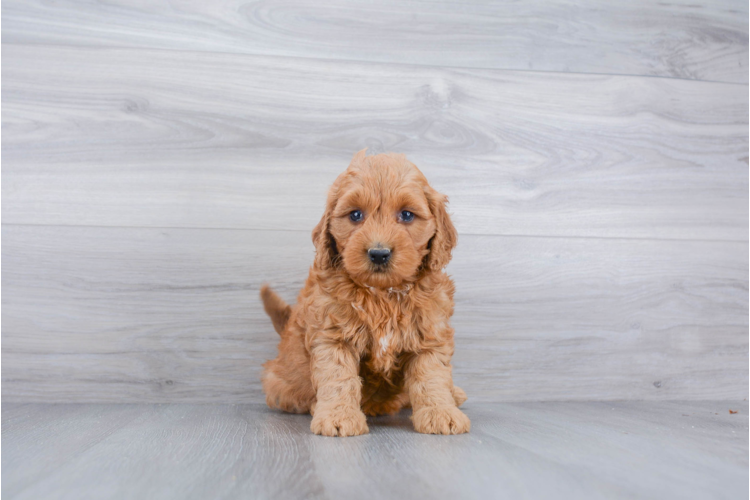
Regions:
[[3, 45, 747, 240], [2, 402, 748, 500], [2, 0, 747, 83], [3, 225, 746, 403], [0, 404, 147, 496]]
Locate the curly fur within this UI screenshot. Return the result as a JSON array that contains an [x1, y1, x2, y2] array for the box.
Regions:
[[261, 150, 469, 436]]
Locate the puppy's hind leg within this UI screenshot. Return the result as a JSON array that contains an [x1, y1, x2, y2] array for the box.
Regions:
[[262, 364, 315, 414], [261, 329, 316, 414]]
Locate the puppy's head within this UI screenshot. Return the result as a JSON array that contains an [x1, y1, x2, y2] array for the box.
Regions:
[[312, 150, 457, 288]]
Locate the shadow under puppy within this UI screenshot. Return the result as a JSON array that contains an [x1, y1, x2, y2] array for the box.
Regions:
[[261, 150, 469, 436]]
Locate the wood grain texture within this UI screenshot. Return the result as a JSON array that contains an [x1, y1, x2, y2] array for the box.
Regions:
[[2, 1, 748, 405], [3, 45, 747, 240], [3, 225, 746, 403], [2, 0, 747, 83], [3, 402, 748, 500]]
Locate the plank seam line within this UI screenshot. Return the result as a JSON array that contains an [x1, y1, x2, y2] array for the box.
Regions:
[[2, 222, 748, 244]]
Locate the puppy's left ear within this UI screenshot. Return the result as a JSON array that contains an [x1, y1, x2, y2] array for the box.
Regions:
[[425, 187, 458, 271]]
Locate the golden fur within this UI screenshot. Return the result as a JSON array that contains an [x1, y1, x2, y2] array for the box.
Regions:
[[261, 150, 469, 436]]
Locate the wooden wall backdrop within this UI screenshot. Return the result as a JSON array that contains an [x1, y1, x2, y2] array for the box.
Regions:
[[2, 0, 748, 403]]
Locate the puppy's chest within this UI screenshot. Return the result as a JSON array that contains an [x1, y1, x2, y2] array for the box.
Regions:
[[349, 292, 418, 375]]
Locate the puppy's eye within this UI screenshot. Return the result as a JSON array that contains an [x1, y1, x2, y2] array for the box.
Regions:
[[399, 210, 415, 223], [349, 210, 364, 222]]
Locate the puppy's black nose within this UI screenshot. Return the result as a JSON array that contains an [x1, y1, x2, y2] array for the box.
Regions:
[[368, 248, 391, 265]]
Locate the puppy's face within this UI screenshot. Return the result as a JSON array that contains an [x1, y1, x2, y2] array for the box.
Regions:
[[313, 151, 457, 288]]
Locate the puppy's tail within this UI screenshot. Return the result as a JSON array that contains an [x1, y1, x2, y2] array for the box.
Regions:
[[260, 284, 291, 336]]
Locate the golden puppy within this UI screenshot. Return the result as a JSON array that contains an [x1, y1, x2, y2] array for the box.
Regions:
[[261, 150, 469, 436]]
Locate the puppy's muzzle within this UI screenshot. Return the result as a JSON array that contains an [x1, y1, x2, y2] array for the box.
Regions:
[[368, 247, 391, 266]]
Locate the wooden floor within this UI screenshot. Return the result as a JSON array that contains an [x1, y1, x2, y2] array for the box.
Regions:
[[3, 401, 748, 500]]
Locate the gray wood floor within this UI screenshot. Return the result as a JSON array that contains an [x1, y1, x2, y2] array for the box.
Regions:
[[2, 401, 748, 500]]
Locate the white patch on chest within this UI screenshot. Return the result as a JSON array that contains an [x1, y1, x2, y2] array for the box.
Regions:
[[357, 284, 413, 361], [378, 330, 393, 357]]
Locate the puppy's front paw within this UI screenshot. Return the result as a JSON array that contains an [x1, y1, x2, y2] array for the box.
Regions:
[[311, 407, 369, 437], [412, 405, 470, 435]]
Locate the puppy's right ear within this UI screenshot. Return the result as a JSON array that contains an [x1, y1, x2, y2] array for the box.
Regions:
[[313, 153, 364, 269], [312, 177, 343, 270]]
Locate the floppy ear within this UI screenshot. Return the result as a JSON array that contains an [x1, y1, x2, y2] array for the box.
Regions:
[[312, 151, 366, 269], [425, 187, 458, 271], [311, 199, 336, 270], [312, 177, 343, 270]]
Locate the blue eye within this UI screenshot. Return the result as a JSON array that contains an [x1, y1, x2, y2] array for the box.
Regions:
[[349, 210, 364, 222], [399, 210, 415, 223]]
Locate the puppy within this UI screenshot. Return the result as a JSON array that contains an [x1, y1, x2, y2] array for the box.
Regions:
[[261, 150, 469, 436]]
